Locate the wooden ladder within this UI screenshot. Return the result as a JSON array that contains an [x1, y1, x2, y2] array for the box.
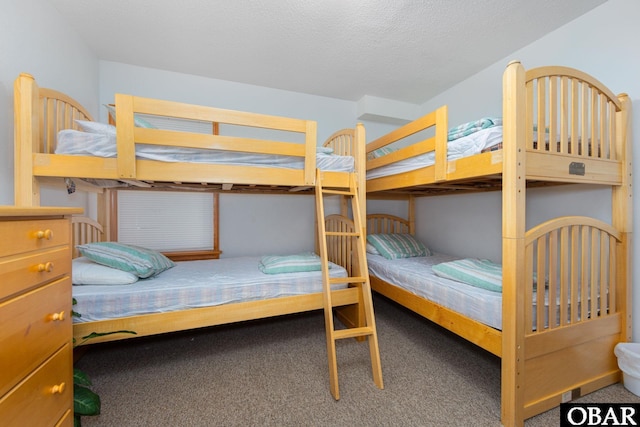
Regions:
[[315, 169, 383, 400]]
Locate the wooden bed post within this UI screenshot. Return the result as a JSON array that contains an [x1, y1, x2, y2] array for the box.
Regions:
[[407, 196, 415, 235], [14, 73, 40, 206], [613, 93, 633, 342], [355, 123, 366, 225], [501, 60, 527, 427]]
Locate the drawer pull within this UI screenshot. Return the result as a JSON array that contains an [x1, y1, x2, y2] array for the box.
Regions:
[[36, 229, 54, 240], [50, 311, 66, 321], [51, 382, 66, 394], [37, 262, 55, 272]]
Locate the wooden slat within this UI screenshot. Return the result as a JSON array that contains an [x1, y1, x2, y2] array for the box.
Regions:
[[560, 76, 569, 154], [581, 82, 589, 158], [571, 79, 579, 155], [537, 77, 546, 152], [549, 76, 558, 152], [548, 230, 558, 329]]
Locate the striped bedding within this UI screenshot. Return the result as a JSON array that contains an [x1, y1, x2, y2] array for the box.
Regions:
[[367, 253, 503, 329], [368, 253, 590, 331], [72, 256, 348, 323], [56, 130, 354, 172], [367, 125, 503, 180]]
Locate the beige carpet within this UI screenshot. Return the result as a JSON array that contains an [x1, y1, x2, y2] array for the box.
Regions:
[[76, 295, 639, 426]]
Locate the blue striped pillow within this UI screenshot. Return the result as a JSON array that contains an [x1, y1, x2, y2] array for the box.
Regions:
[[77, 242, 175, 278], [366, 234, 430, 260]]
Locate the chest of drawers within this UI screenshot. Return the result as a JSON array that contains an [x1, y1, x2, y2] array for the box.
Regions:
[[0, 207, 82, 427]]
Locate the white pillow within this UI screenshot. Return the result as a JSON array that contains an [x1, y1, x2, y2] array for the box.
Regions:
[[366, 242, 381, 255], [72, 257, 138, 285]]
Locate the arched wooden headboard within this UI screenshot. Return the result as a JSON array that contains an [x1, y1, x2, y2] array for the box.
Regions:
[[71, 216, 104, 258]]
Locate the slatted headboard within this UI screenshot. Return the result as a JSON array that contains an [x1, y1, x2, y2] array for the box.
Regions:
[[71, 216, 104, 258], [366, 214, 412, 235]]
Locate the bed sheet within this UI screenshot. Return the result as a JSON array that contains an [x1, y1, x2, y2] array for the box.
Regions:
[[367, 125, 503, 179], [368, 252, 592, 331], [72, 256, 348, 323], [56, 130, 354, 172], [367, 253, 503, 329]]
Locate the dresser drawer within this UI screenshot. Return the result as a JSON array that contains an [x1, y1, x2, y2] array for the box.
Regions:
[[0, 219, 70, 258], [0, 278, 71, 397], [55, 409, 73, 427], [0, 344, 72, 427], [54, 408, 73, 427], [0, 247, 70, 302]]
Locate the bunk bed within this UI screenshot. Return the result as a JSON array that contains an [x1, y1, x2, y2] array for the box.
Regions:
[[363, 61, 633, 426], [13, 72, 382, 398]]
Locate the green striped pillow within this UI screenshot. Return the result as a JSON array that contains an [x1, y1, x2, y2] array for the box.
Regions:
[[259, 252, 328, 274], [77, 242, 175, 278], [432, 258, 502, 292], [366, 234, 430, 260]]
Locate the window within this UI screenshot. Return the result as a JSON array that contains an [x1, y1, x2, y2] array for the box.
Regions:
[[114, 189, 220, 260]]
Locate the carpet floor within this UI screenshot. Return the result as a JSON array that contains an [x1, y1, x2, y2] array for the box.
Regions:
[[75, 295, 639, 426]]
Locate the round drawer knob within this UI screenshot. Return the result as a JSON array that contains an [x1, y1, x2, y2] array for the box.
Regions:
[[36, 229, 54, 240], [37, 262, 54, 272], [50, 311, 65, 321], [51, 382, 66, 394]]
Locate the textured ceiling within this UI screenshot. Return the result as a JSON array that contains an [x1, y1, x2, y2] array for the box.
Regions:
[[50, 0, 607, 104]]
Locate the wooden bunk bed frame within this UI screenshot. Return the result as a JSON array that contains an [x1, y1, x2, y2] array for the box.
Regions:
[[13, 73, 382, 397], [364, 61, 632, 426], [14, 72, 364, 204]]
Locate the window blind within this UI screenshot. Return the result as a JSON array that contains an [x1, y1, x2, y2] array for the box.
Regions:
[[117, 190, 214, 252]]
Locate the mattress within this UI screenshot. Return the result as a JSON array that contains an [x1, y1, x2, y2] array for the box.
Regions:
[[367, 253, 503, 329], [368, 253, 592, 331], [56, 129, 355, 172], [367, 125, 503, 179], [72, 256, 348, 323]]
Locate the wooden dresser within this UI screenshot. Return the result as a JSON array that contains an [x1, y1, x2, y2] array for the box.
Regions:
[[0, 207, 82, 427]]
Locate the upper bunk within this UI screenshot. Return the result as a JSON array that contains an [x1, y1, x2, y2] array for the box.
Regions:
[[13, 73, 365, 205], [365, 61, 631, 197]]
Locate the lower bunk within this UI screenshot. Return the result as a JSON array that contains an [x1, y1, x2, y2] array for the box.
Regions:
[[70, 216, 362, 348], [357, 213, 625, 422]]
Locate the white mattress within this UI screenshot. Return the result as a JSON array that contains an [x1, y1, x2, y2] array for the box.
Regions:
[[56, 129, 354, 172], [367, 253, 503, 329], [72, 256, 348, 323], [367, 125, 503, 179]]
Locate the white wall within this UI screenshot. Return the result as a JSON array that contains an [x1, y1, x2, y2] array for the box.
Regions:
[[410, 0, 640, 339], [0, 0, 99, 206]]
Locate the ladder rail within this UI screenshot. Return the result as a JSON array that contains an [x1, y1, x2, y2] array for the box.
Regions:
[[315, 169, 383, 400]]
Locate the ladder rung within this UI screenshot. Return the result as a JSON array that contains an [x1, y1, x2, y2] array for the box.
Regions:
[[322, 188, 355, 196], [329, 276, 367, 285], [333, 327, 374, 340], [325, 231, 360, 237]]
